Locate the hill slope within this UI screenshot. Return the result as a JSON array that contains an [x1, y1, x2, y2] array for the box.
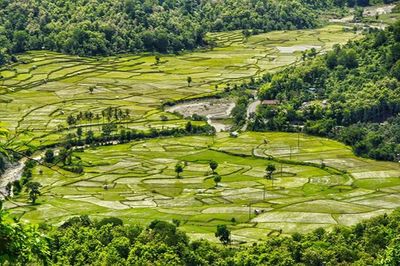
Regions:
[[252, 21, 400, 161]]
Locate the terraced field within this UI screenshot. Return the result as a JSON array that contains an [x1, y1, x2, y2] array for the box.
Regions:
[[6, 132, 400, 243], [0, 25, 358, 150], [4, 25, 391, 243]]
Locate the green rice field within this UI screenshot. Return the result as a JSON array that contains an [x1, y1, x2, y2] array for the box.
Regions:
[[3, 24, 393, 243], [0, 25, 357, 150], [6, 132, 400, 243]]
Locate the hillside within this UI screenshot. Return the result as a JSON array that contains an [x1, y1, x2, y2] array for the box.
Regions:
[[252, 20, 400, 161], [2, 1, 400, 265], [0, 0, 369, 64], [2, 205, 400, 265]]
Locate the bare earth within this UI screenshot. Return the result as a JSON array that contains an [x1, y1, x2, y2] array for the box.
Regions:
[[166, 98, 235, 132]]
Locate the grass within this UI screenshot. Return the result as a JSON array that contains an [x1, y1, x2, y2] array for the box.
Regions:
[[1, 25, 384, 243], [6, 132, 400, 243], [0, 25, 358, 151]]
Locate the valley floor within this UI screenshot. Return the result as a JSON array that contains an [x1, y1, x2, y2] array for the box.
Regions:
[[6, 132, 400, 243], [2, 22, 398, 243]]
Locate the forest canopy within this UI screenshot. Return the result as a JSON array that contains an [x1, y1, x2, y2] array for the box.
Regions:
[[2, 204, 400, 265], [0, 0, 391, 65], [251, 21, 400, 161]]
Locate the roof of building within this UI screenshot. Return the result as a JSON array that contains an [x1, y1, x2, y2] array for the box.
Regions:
[[261, 100, 280, 105]]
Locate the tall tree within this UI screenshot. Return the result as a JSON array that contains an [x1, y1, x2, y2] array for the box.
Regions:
[[175, 163, 183, 178], [215, 224, 231, 245], [266, 163, 276, 188], [209, 160, 218, 174], [26, 182, 42, 204]]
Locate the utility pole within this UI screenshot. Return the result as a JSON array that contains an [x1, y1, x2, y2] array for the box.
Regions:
[[248, 202, 252, 221], [298, 130, 300, 150], [263, 184, 266, 201]]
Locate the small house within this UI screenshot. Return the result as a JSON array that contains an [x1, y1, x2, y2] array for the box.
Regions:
[[261, 100, 280, 106], [230, 131, 239, 138]]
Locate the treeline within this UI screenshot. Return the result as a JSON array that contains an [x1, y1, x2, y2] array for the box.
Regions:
[[251, 21, 400, 161], [62, 121, 215, 148], [333, 0, 396, 6], [0, 0, 384, 65], [2, 203, 400, 265]]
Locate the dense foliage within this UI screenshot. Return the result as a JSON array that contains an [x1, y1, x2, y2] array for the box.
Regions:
[[2, 204, 400, 265], [0, 0, 389, 65], [251, 21, 400, 161]]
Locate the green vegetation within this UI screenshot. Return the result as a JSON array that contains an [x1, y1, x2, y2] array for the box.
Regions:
[[0, 0, 356, 65], [3, 204, 400, 265], [252, 21, 400, 161], [0, 25, 357, 152], [5, 132, 400, 243], [2, 2, 400, 264], [25, 181, 41, 204]]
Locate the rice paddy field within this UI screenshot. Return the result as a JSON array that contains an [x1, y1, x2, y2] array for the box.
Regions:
[[4, 24, 394, 243], [6, 132, 400, 243], [0, 25, 358, 150]]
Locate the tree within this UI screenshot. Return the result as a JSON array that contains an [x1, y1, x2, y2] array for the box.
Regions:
[[58, 148, 71, 165], [213, 174, 221, 187], [326, 51, 338, 69], [209, 160, 218, 174], [77, 127, 83, 139], [175, 163, 183, 178], [44, 149, 54, 163], [187, 76, 192, 87], [215, 224, 231, 245], [88, 86, 95, 94], [13, 31, 28, 53], [155, 55, 160, 65], [338, 49, 358, 69], [392, 60, 400, 81], [67, 115, 76, 126], [185, 121, 193, 133], [353, 7, 364, 22], [266, 163, 276, 188], [86, 130, 94, 144], [26, 182, 42, 204]]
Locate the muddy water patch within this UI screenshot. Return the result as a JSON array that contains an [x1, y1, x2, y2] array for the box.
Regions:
[[166, 98, 235, 132], [277, 45, 321, 54]]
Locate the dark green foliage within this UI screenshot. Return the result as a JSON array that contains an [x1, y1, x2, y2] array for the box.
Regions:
[[213, 174, 222, 186], [3, 207, 400, 265], [44, 149, 54, 163], [391, 60, 400, 80], [232, 96, 250, 126], [215, 224, 231, 245], [0, 154, 6, 174], [175, 162, 183, 178], [25, 181, 41, 204], [0, 0, 357, 65], [252, 23, 400, 161], [0, 210, 49, 264], [96, 217, 124, 228], [266, 163, 276, 179], [60, 215, 92, 229], [209, 160, 218, 173]]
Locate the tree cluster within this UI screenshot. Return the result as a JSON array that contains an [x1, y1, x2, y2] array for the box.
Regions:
[[251, 22, 400, 161], [2, 205, 400, 265], [0, 0, 364, 65]]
